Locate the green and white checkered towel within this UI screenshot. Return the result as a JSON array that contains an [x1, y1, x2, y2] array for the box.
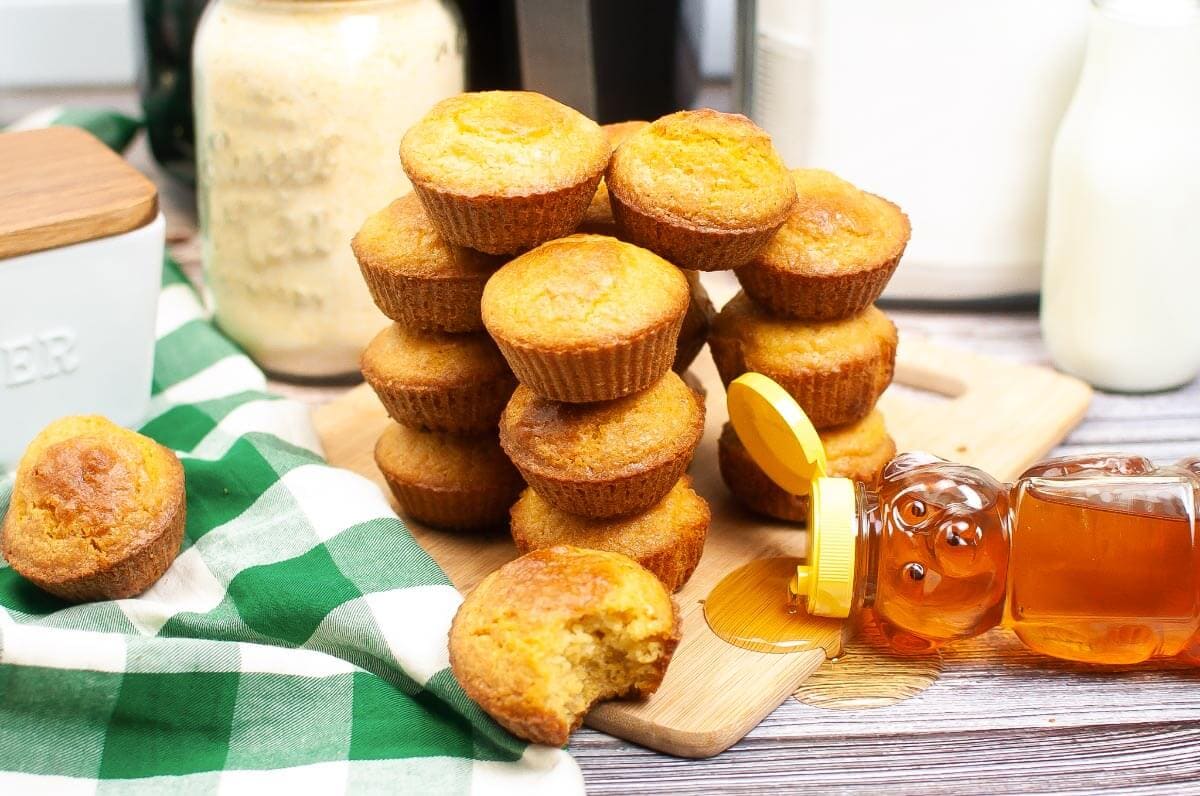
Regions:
[[0, 115, 582, 793]]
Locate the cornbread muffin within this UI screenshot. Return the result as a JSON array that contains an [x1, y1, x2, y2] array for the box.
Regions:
[[718, 414, 896, 522], [499, 371, 704, 518], [351, 193, 504, 332], [361, 324, 517, 433], [607, 109, 796, 271], [449, 546, 679, 745], [709, 293, 897, 429], [1, 416, 185, 602], [735, 169, 910, 320], [400, 91, 609, 254], [577, 120, 650, 237], [374, 423, 524, 531], [510, 477, 710, 592], [603, 120, 652, 147], [674, 271, 716, 373], [482, 234, 689, 402]]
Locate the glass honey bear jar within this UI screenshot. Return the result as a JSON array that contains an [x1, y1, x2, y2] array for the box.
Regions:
[[726, 373, 1200, 665]]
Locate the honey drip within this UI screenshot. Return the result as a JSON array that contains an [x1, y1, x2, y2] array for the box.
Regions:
[[794, 615, 943, 709], [704, 557, 844, 656]]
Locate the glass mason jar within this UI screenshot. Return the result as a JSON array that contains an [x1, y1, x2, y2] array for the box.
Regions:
[[193, 0, 465, 380]]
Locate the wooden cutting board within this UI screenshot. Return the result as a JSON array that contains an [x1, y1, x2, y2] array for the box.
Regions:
[[313, 336, 1092, 758]]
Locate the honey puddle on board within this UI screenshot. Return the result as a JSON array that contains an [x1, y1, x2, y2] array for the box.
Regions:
[[704, 556, 943, 709], [703, 557, 844, 656]]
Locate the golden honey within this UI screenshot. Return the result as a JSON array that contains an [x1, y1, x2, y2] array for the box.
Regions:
[[707, 453, 1200, 666], [703, 557, 843, 656]]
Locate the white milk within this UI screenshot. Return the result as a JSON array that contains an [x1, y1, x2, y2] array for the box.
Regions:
[[1041, 0, 1200, 392]]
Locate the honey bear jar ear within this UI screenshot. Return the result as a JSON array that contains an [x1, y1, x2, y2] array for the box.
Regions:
[[882, 451, 946, 480]]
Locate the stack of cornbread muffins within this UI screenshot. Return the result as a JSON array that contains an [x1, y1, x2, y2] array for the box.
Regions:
[[347, 90, 911, 747], [351, 192, 525, 531], [352, 92, 717, 596], [710, 169, 911, 521]]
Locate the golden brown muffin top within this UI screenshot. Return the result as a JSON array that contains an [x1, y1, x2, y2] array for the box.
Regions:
[[481, 234, 688, 348], [374, 423, 519, 491], [721, 411, 894, 483], [501, 372, 703, 478], [603, 120, 651, 148], [712, 292, 897, 370], [511, 479, 709, 558], [819, 410, 894, 475], [578, 121, 652, 233], [2, 416, 184, 583], [400, 91, 609, 197], [455, 545, 673, 632], [754, 169, 910, 276], [360, 324, 511, 389], [607, 109, 795, 230], [351, 193, 502, 279]]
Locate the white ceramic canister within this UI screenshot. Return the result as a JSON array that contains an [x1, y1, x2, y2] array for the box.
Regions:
[[1041, 0, 1200, 392], [193, 0, 465, 380], [0, 127, 164, 470]]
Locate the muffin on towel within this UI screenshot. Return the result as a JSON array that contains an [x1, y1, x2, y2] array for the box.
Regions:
[[2, 415, 186, 602]]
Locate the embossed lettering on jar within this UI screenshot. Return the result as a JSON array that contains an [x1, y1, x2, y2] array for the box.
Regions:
[[193, 0, 465, 379]]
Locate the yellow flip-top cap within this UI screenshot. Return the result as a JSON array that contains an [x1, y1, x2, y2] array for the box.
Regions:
[[727, 373, 828, 492], [727, 373, 858, 618]]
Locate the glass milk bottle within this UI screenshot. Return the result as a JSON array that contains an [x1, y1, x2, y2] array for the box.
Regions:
[[194, 0, 464, 380], [1041, 0, 1200, 392]]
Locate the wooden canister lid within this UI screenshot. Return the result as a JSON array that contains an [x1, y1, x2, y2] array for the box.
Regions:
[[0, 126, 159, 260]]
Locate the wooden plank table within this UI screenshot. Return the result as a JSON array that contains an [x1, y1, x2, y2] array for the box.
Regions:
[[7, 85, 1200, 793]]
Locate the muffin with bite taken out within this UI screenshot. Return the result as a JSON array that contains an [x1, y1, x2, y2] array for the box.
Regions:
[[449, 546, 679, 745]]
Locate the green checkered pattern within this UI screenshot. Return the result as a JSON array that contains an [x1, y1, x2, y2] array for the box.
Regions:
[[0, 256, 581, 792]]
